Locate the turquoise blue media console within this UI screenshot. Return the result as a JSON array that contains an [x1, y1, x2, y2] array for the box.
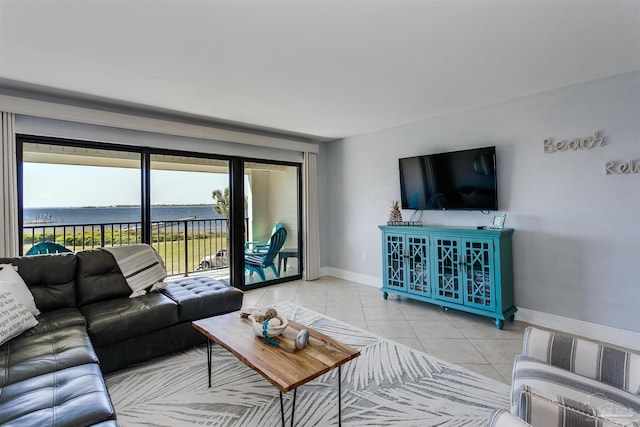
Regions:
[[379, 225, 516, 329]]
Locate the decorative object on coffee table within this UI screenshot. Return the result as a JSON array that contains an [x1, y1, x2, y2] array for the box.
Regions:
[[241, 306, 306, 352], [250, 313, 288, 337]]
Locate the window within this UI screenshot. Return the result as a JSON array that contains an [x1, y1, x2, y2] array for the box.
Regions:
[[21, 141, 141, 253], [18, 135, 303, 289]]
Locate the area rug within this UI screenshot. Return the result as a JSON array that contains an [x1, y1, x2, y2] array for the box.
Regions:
[[105, 302, 510, 426]]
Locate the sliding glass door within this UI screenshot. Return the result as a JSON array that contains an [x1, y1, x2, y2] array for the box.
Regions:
[[243, 161, 301, 287], [149, 154, 230, 278]]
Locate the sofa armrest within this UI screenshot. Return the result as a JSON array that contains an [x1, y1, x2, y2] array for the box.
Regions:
[[488, 409, 532, 427], [522, 327, 640, 396]]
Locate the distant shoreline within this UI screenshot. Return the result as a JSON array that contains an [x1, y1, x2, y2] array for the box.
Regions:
[[25, 204, 213, 209]]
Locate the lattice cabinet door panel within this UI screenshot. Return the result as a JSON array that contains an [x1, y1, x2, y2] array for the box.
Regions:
[[433, 236, 463, 304], [407, 235, 430, 297], [462, 238, 495, 311], [383, 232, 406, 292]]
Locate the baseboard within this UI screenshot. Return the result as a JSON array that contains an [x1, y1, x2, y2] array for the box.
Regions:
[[515, 308, 640, 351], [319, 268, 640, 351], [323, 267, 380, 288]]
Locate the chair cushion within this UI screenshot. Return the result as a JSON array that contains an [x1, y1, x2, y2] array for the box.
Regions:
[[81, 292, 179, 346], [512, 355, 640, 414], [76, 249, 132, 306], [0, 325, 98, 387], [0, 363, 116, 427], [161, 277, 243, 322], [0, 253, 77, 311]]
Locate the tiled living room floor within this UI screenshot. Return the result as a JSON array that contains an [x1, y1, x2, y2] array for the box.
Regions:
[[243, 276, 528, 385]]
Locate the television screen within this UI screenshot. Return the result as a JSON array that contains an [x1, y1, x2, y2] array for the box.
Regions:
[[399, 146, 498, 210]]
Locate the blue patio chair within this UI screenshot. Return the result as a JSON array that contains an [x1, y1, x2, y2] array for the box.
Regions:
[[244, 222, 284, 254], [25, 241, 72, 255], [244, 227, 287, 281]]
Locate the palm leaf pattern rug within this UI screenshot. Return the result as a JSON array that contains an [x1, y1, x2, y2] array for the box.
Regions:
[[105, 302, 510, 426]]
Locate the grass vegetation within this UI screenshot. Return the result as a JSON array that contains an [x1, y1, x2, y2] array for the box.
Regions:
[[23, 230, 228, 275]]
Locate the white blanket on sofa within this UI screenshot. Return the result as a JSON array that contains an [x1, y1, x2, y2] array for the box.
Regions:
[[102, 244, 167, 298]]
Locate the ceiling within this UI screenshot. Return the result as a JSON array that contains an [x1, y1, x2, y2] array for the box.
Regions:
[[1, 0, 639, 141]]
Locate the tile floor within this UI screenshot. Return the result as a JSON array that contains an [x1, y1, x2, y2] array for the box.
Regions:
[[243, 276, 528, 384]]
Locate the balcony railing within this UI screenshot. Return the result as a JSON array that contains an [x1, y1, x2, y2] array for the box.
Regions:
[[22, 218, 248, 276]]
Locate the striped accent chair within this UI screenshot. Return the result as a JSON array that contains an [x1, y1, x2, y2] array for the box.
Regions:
[[489, 326, 640, 426]]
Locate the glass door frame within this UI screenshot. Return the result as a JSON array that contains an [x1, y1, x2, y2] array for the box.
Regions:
[[17, 134, 304, 289]]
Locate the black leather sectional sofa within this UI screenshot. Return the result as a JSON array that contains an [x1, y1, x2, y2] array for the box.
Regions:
[[0, 248, 243, 426]]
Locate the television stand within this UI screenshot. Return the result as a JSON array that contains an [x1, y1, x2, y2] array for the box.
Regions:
[[379, 225, 516, 329]]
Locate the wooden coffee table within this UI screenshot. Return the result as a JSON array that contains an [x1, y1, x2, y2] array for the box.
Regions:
[[192, 311, 360, 427]]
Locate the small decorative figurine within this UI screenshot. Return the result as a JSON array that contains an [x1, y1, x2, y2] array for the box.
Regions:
[[295, 329, 309, 350], [389, 200, 403, 223]]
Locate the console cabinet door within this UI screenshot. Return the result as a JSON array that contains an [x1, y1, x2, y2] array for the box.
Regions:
[[406, 235, 430, 297], [432, 236, 463, 304], [383, 232, 406, 292], [462, 238, 495, 311]]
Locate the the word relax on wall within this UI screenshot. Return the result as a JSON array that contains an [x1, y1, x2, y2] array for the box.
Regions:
[[543, 131, 605, 154], [605, 160, 640, 175]]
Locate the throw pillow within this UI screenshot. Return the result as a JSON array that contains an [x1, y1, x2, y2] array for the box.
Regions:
[[0, 264, 40, 316], [148, 249, 167, 293], [0, 290, 39, 346]]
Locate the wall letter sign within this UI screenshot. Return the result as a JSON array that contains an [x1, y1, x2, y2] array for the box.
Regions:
[[543, 131, 604, 154]]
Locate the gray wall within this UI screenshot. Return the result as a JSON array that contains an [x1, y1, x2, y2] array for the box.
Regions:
[[322, 71, 640, 333], [15, 116, 305, 163]]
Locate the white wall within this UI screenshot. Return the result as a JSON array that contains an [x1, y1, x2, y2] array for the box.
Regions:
[[323, 71, 640, 334]]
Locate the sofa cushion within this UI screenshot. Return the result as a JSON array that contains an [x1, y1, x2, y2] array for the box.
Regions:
[[0, 264, 39, 315], [161, 276, 243, 322], [22, 307, 86, 338], [0, 325, 98, 387], [0, 363, 116, 427], [512, 355, 640, 414], [0, 290, 38, 346], [0, 253, 77, 311], [515, 384, 640, 426], [76, 249, 132, 306], [81, 292, 179, 346]]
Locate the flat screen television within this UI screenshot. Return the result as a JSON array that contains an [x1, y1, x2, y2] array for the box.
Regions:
[[399, 146, 498, 210]]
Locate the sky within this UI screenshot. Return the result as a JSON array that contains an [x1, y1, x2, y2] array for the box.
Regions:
[[23, 163, 230, 207]]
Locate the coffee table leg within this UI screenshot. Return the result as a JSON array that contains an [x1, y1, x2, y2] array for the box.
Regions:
[[291, 388, 297, 427], [279, 389, 297, 427], [207, 338, 212, 388], [279, 392, 285, 427], [338, 365, 342, 427]]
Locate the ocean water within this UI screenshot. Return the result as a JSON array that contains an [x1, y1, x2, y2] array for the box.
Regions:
[[24, 205, 222, 226]]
